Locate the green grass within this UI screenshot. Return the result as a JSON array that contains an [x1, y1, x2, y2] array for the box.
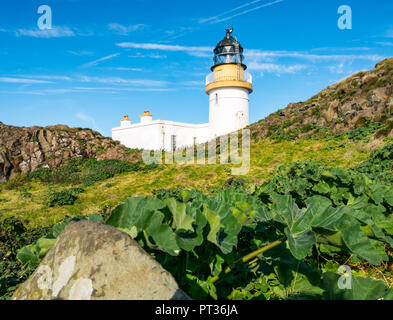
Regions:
[[0, 135, 386, 229]]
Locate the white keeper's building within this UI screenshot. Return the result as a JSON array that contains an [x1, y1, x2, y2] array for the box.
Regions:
[[112, 28, 253, 151]]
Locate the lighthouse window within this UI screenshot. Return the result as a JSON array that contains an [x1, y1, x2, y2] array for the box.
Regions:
[[171, 135, 177, 151], [215, 93, 218, 104]]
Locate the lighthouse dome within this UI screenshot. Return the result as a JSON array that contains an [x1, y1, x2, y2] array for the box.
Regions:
[[212, 27, 246, 71]]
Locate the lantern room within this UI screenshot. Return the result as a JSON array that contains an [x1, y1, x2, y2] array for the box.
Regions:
[[211, 27, 246, 71]]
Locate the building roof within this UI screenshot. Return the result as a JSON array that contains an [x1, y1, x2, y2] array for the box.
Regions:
[[140, 110, 153, 117], [214, 28, 244, 52], [121, 115, 131, 121]]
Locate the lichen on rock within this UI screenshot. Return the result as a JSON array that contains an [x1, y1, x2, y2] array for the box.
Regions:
[[12, 221, 190, 300]]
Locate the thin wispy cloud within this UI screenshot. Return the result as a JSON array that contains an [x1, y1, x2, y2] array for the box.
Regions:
[[248, 62, 306, 75], [75, 112, 103, 132], [16, 26, 75, 38], [111, 67, 144, 71], [245, 49, 385, 62], [162, 26, 199, 41], [375, 41, 393, 47], [385, 29, 393, 38], [118, 42, 384, 63], [328, 61, 346, 74], [1, 74, 168, 88], [0, 77, 53, 84], [0, 87, 175, 95], [19, 75, 73, 81], [117, 42, 212, 53], [128, 53, 167, 59], [68, 50, 94, 56], [82, 53, 120, 68], [78, 76, 168, 87], [200, 0, 284, 24], [76, 111, 97, 126], [310, 47, 372, 52], [199, 0, 264, 23], [73, 87, 174, 92], [108, 23, 147, 35], [183, 80, 205, 86]]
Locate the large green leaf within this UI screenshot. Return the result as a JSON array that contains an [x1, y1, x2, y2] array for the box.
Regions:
[[106, 196, 165, 229], [271, 194, 302, 227], [217, 189, 272, 223], [284, 228, 316, 260], [292, 196, 333, 231], [173, 201, 207, 251], [205, 206, 223, 245], [271, 194, 317, 259], [322, 272, 390, 300], [165, 198, 195, 232], [347, 195, 393, 238], [312, 181, 330, 195], [203, 199, 242, 254], [141, 210, 180, 255], [36, 238, 56, 258], [16, 245, 40, 269], [334, 213, 384, 265], [106, 197, 180, 255]]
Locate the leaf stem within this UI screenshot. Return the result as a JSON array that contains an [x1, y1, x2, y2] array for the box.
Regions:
[[211, 237, 286, 283]]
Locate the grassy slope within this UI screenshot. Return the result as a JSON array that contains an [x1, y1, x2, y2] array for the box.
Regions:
[[0, 134, 388, 229]]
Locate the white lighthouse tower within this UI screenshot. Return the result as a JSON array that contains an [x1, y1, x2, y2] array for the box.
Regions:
[[205, 28, 253, 139], [112, 27, 253, 151]]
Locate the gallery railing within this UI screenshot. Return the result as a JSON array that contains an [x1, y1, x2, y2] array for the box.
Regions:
[[205, 70, 252, 86]]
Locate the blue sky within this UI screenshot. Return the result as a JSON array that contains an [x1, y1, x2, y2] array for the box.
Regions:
[[0, 0, 392, 137]]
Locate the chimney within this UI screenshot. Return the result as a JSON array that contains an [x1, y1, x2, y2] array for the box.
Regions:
[[140, 110, 153, 124], [120, 115, 131, 127]]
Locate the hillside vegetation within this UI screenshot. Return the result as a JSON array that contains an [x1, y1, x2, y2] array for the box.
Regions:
[[0, 122, 141, 182], [248, 57, 393, 142], [0, 58, 393, 300]]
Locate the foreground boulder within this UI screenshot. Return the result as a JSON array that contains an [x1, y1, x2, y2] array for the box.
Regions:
[[13, 221, 189, 300]]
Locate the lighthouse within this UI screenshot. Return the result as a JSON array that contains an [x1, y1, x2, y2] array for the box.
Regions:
[[205, 27, 253, 139], [112, 27, 252, 151]]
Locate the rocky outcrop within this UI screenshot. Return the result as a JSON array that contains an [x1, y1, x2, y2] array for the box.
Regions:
[[249, 57, 393, 141], [0, 123, 140, 182], [12, 221, 189, 300]]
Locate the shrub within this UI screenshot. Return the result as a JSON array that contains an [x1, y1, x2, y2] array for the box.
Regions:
[[356, 143, 393, 183], [27, 167, 53, 183], [300, 122, 316, 133], [355, 117, 372, 128], [375, 120, 393, 139], [0, 217, 50, 300], [346, 121, 382, 141], [27, 158, 158, 187], [153, 188, 183, 201], [3, 176, 28, 190], [46, 188, 84, 207], [223, 177, 249, 190], [311, 107, 321, 116]]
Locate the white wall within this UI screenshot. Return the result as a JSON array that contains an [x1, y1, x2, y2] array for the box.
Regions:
[[208, 87, 250, 138], [112, 120, 209, 151]]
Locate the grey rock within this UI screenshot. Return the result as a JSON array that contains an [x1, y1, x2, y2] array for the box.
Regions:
[[0, 122, 141, 182], [13, 221, 190, 300]]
